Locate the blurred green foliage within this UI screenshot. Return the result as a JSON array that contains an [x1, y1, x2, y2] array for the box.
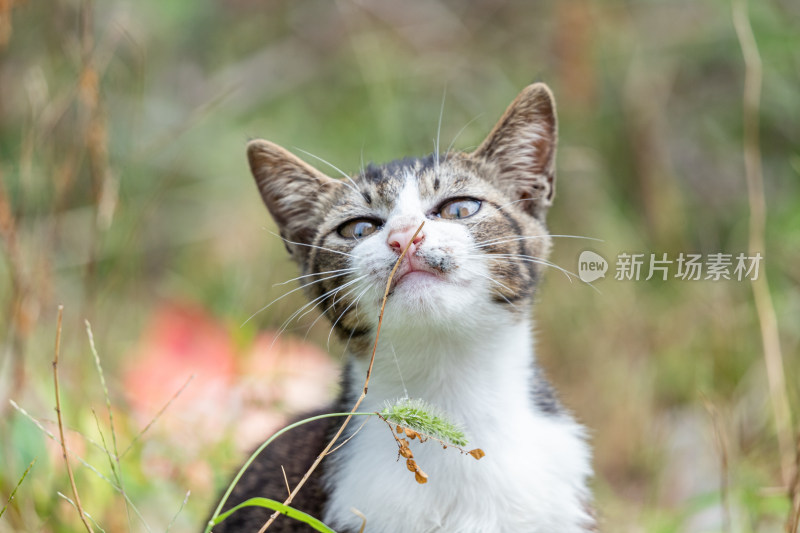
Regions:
[[1, 0, 798, 531]]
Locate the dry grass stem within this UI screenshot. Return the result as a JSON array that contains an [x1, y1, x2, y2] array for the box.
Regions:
[[121, 374, 195, 458], [280, 466, 291, 497], [85, 318, 131, 528], [0, 167, 32, 411], [52, 306, 94, 533], [9, 400, 120, 488], [732, 0, 794, 487], [0, 0, 17, 48], [788, 433, 800, 533], [350, 507, 367, 533], [325, 417, 370, 457], [258, 222, 425, 532], [0, 458, 36, 519], [702, 395, 731, 533], [9, 401, 154, 527], [56, 492, 102, 531], [166, 490, 191, 533]]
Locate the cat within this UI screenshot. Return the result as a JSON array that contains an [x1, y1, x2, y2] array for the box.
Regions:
[[209, 83, 596, 532]]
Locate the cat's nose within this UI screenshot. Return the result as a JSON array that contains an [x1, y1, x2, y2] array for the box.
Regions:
[[387, 226, 425, 256]]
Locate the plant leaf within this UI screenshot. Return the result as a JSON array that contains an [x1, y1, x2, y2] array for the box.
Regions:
[[211, 497, 337, 533]]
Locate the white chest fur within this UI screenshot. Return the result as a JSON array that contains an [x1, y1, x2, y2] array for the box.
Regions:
[[321, 320, 594, 533]]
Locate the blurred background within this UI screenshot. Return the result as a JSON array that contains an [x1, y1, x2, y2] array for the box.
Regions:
[[1, 0, 798, 531]]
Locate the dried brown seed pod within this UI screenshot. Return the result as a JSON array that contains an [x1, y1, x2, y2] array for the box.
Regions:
[[414, 468, 428, 484], [468, 448, 486, 460]]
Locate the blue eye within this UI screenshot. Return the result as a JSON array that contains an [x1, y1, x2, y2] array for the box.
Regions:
[[437, 198, 481, 220], [338, 219, 381, 239]]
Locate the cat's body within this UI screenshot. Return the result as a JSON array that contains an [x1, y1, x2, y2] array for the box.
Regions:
[[210, 83, 596, 532]]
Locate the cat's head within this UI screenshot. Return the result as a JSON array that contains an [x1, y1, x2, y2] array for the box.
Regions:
[[247, 83, 557, 344]]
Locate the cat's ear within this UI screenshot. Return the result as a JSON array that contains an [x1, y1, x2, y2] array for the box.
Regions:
[[472, 83, 557, 220], [247, 139, 340, 258]]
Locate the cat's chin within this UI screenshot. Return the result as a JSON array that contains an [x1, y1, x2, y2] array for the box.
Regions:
[[381, 274, 483, 324]]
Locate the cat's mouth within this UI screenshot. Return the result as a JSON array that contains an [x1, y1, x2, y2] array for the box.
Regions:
[[394, 269, 438, 287], [389, 256, 445, 291]]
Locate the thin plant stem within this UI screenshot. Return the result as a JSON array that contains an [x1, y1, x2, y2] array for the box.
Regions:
[[351, 507, 367, 533], [732, 0, 794, 487], [166, 490, 191, 533], [789, 431, 800, 533], [0, 458, 36, 519], [326, 417, 370, 457], [257, 222, 425, 533], [53, 305, 94, 533], [701, 395, 731, 533], [85, 320, 133, 529], [121, 374, 194, 458], [205, 411, 375, 533], [9, 401, 150, 527], [57, 493, 104, 532]]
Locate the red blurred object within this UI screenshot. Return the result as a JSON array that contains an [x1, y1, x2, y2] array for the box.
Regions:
[[124, 302, 236, 426], [123, 301, 336, 452]]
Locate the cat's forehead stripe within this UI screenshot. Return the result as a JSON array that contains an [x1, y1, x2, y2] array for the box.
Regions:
[[359, 155, 436, 185], [352, 155, 475, 208], [394, 176, 423, 217]]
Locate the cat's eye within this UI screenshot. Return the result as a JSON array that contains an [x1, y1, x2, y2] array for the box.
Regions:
[[437, 198, 481, 220], [338, 218, 381, 239]]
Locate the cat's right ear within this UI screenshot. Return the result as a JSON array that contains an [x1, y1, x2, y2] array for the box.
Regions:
[[472, 83, 558, 221], [247, 140, 339, 258]]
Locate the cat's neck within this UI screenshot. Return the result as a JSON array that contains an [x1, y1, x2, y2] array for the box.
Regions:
[[344, 311, 538, 433], [326, 312, 593, 532]]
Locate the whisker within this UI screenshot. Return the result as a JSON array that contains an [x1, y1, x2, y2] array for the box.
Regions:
[[271, 277, 366, 345], [258, 295, 326, 351], [460, 266, 519, 310], [277, 298, 327, 338], [434, 87, 447, 171], [268, 231, 355, 258], [470, 234, 603, 249], [465, 253, 575, 282], [327, 285, 371, 349], [359, 145, 367, 182], [468, 253, 601, 293], [444, 113, 483, 161], [302, 281, 367, 342], [389, 344, 409, 400], [340, 293, 369, 358], [292, 276, 366, 327], [493, 197, 541, 212], [242, 270, 358, 327], [274, 267, 358, 286], [293, 147, 361, 196], [293, 148, 350, 179]]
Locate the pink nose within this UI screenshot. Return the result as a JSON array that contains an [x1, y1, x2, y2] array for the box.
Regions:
[[387, 226, 425, 255]]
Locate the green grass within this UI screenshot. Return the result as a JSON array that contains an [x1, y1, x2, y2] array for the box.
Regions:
[[1, 0, 798, 531]]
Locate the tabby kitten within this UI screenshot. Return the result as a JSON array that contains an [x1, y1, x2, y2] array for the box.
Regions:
[[212, 83, 595, 532]]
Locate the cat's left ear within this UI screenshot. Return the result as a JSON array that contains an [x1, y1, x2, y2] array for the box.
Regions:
[[247, 139, 340, 262], [472, 83, 557, 220]]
